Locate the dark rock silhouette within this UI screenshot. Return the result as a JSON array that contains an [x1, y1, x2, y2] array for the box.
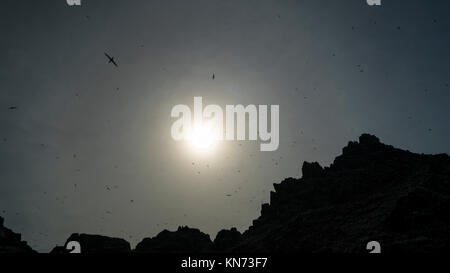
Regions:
[[51, 233, 131, 253], [5, 134, 450, 253], [213, 228, 242, 252], [0, 216, 35, 253], [50, 246, 67, 254], [301, 161, 324, 179], [135, 226, 213, 253], [231, 134, 450, 253]]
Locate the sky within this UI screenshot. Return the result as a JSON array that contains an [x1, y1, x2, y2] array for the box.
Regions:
[[0, 0, 449, 252]]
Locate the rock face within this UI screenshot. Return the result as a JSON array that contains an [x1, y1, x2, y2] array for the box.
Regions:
[[135, 226, 213, 253], [131, 133, 450, 253], [213, 228, 242, 252], [7, 133, 450, 253], [51, 233, 131, 253], [230, 134, 450, 253], [0, 216, 35, 253]]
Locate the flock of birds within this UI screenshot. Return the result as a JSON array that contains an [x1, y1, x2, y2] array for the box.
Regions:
[[2, 12, 447, 251]]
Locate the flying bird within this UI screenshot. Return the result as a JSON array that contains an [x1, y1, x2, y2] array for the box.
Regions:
[[8, 106, 17, 110], [104, 53, 118, 67], [212, 73, 215, 80]]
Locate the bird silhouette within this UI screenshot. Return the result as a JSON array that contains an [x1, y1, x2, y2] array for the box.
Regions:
[[104, 53, 118, 67]]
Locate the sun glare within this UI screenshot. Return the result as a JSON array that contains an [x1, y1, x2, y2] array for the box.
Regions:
[[188, 125, 217, 152]]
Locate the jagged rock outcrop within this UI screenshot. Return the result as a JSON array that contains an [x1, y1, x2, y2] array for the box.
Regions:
[[51, 233, 131, 253], [7, 133, 450, 254], [135, 226, 213, 253], [0, 216, 35, 253], [301, 161, 324, 179], [213, 227, 242, 252], [229, 134, 450, 253]]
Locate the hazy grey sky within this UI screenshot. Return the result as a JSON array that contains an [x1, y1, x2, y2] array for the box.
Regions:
[[1, 0, 449, 252]]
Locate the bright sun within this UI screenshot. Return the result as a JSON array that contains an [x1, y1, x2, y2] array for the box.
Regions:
[[188, 125, 217, 152]]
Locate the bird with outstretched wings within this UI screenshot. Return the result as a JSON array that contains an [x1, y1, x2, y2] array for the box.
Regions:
[[104, 53, 118, 67]]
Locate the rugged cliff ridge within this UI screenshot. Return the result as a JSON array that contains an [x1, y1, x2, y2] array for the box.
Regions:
[[234, 134, 450, 253], [0, 216, 35, 253], [135, 226, 213, 253], [50, 233, 131, 253], [4, 134, 450, 253]]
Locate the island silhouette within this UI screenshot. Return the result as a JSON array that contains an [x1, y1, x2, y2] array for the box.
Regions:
[[1, 134, 450, 253]]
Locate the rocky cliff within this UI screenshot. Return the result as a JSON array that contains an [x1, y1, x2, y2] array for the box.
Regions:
[[50, 233, 131, 253], [0, 216, 35, 253], [135, 226, 213, 253], [233, 134, 450, 253], [6, 134, 450, 253]]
